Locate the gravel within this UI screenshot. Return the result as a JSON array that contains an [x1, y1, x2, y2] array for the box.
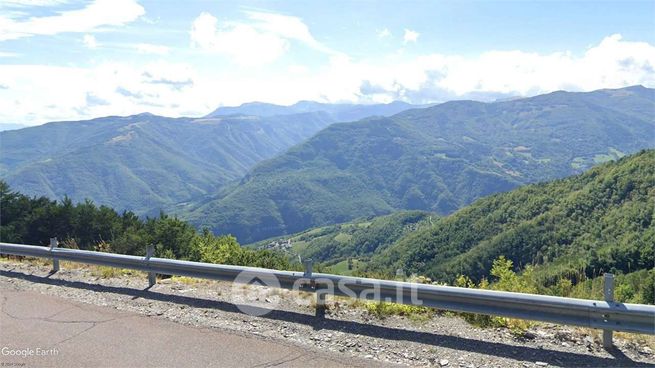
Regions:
[[1, 259, 654, 368]]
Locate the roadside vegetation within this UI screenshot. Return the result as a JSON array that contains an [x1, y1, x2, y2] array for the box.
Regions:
[[0, 180, 291, 270]]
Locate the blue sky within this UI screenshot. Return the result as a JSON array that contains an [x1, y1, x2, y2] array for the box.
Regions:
[[1, 0, 654, 125]]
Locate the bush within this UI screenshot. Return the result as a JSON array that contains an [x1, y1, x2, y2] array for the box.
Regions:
[[365, 301, 434, 321], [192, 229, 291, 269], [453, 256, 535, 332]]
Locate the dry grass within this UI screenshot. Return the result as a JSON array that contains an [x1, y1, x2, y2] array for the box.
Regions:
[[170, 276, 203, 285], [90, 266, 141, 279], [571, 327, 655, 350], [597, 329, 655, 350], [1, 256, 144, 279], [1, 255, 41, 267], [615, 332, 655, 350]]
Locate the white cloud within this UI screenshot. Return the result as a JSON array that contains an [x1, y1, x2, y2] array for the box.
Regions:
[[435, 34, 655, 97], [0, 0, 145, 41], [135, 43, 169, 55], [403, 29, 419, 44], [377, 28, 391, 38], [0, 61, 205, 124], [244, 11, 335, 54], [189, 10, 334, 66], [355, 34, 655, 102], [83, 34, 98, 49], [190, 12, 289, 66], [0, 0, 69, 7], [0, 51, 19, 58], [1, 34, 654, 126]]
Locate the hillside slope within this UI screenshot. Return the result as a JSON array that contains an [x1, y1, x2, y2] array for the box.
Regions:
[[1, 112, 334, 213], [187, 86, 655, 243], [248, 211, 433, 267], [368, 150, 655, 286], [2, 100, 422, 214]]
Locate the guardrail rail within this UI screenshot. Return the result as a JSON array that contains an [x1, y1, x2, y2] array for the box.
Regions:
[[1, 240, 653, 349]]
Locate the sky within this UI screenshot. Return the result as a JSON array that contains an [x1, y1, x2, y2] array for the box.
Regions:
[[0, 0, 654, 126]]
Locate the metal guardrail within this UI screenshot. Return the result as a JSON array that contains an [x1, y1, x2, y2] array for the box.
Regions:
[[1, 241, 654, 348]]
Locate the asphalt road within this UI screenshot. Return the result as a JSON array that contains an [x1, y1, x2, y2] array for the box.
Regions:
[[0, 290, 388, 367]]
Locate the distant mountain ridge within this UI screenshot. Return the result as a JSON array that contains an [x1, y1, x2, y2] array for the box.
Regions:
[[0, 123, 26, 132], [0, 112, 336, 213], [1, 102, 420, 213], [207, 100, 426, 122], [184, 86, 655, 243]]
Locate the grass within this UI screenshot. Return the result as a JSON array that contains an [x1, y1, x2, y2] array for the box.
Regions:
[[2, 255, 144, 278], [353, 294, 531, 331], [615, 331, 655, 350], [91, 266, 141, 279], [327, 258, 366, 276], [334, 232, 353, 243], [593, 153, 614, 164], [170, 276, 202, 285], [364, 301, 435, 322], [290, 240, 308, 253]]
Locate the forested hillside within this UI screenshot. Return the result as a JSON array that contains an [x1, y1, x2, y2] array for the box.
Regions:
[[2, 101, 421, 215], [249, 211, 433, 270], [0, 112, 335, 213], [367, 150, 654, 290], [187, 86, 655, 243]]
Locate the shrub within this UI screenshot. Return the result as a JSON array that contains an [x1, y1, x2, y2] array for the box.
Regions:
[[365, 301, 434, 321]]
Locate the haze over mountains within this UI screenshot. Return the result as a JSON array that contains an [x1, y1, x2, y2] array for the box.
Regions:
[[186, 86, 655, 243], [0, 124, 26, 132], [207, 100, 424, 121], [1, 86, 653, 244], [0, 102, 420, 213]]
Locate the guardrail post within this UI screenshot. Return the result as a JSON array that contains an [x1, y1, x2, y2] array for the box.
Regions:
[[303, 258, 313, 278], [303, 258, 325, 317], [603, 273, 614, 349], [316, 290, 326, 318], [49, 238, 59, 273], [146, 244, 156, 287]]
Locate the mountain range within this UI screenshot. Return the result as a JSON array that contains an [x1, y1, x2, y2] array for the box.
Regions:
[[206, 100, 423, 121], [0, 102, 421, 213], [2, 86, 653, 244], [185, 86, 655, 243]]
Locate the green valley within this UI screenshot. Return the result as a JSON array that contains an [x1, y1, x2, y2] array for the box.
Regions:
[[247, 150, 655, 303], [248, 211, 433, 274], [187, 86, 655, 243]]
